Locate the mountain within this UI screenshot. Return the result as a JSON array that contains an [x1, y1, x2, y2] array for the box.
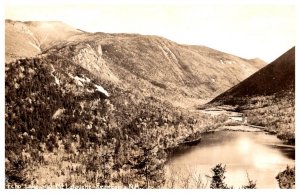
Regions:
[[5, 20, 266, 106], [5, 20, 85, 63], [5, 20, 269, 188], [209, 47, 295, 144], [211, 47, 295, 104]]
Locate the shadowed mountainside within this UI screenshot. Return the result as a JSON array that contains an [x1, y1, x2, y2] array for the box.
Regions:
[[211, 47, 295, 102]]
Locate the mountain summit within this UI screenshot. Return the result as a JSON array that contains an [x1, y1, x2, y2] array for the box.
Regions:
[[5, 20, 84, 62]]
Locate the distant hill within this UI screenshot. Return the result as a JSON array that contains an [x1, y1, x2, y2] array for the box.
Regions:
[[5, 20, 266, 105]]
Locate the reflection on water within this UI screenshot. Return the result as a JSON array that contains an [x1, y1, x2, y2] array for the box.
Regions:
[[166, 131, 295, 188]]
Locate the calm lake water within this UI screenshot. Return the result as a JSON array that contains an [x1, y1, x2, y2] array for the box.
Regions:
[[165, 131, 295, 189]]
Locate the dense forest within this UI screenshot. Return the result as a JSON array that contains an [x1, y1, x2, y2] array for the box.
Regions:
[[5, 55, 229, 188]]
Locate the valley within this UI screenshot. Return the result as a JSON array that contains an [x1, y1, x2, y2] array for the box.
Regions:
[[4, 20, 295, 189]]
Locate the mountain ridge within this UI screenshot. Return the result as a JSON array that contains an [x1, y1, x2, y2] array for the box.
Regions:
[[5, 20, 267, 106]]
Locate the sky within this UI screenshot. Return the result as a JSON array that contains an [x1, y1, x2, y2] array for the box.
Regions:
[[4, 0, 296, 62]]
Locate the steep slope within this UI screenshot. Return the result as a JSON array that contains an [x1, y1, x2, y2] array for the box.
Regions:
[[209, 47, 295, 143], [211, 47, 295, 103], [6, 20, 266, 104]]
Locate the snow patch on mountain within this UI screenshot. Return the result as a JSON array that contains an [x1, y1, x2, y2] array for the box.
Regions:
[[50, 65, 60, 85], [52, 108, 65, 119], [74, 76, 91, 83], [68, 73, 109, 97], [95, 84, 109, 97]]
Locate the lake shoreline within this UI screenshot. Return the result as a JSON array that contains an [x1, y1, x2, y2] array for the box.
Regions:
[[164, 130, 295, 188], [165, 126, 295, 163]]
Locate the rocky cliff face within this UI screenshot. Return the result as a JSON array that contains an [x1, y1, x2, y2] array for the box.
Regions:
[[46, 42, 119, 83]]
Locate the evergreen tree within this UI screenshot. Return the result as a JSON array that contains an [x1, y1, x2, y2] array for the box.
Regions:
[[210, 164, 231, 189], [276, 165, 295, 189]]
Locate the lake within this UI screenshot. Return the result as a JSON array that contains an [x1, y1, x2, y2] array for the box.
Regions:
[[165, 130, 295, 188]]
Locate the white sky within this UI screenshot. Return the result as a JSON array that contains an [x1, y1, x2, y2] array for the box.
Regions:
[[4, 0, 296, 62]]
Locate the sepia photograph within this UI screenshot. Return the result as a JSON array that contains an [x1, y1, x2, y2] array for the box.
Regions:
[[3, 0, 296, 190]]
